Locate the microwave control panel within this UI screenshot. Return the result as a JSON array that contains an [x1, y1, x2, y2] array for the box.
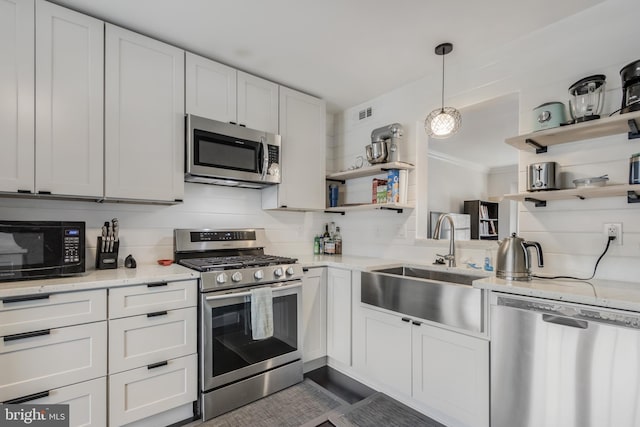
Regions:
[[267, 145, 280, 166], [63, 228, 81, 263]]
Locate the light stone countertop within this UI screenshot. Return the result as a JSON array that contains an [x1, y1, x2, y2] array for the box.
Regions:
[[0, 263, 198, 298], [473, 276, 640, 312]]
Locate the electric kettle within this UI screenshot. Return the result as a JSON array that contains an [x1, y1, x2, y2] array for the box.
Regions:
[[496, 233, 544, 281]]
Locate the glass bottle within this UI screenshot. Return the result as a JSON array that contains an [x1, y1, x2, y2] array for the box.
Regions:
[[334, 227, 342, 255]]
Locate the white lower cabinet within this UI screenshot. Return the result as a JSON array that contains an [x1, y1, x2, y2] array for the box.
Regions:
[[109, 307, 197, 374], [0, 321, 107, 402], [108, 354, 197, 427], [107, 280, 197, 426], [26, 377, 107, 427], [412, 323, 489, 427], [301, 267, 327, 364], [326, 268, 352, 366], [353, 304, 489, 427], [353, 305, 412, 396]]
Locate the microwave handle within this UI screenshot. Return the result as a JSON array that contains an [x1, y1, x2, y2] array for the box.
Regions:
[[260, 136, 268, 181]]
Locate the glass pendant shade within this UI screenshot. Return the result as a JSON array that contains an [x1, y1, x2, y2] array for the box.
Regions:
[[424, 42, 461, 139], [425, 106, 461, 138]]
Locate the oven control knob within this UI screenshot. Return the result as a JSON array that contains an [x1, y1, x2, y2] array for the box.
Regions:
[[286, 267, 295, 276], [231, 272, 243, 282], [254, 270, 264, 280], [274, 267, 284, 278], [216, 273, 228, 284]]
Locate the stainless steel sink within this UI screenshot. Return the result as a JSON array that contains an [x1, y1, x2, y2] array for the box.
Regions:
[[372, 266, 484, 286], [361, 266, 486, 333]]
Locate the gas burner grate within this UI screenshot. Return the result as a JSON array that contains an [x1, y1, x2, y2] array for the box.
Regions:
[[179, 254, 298, 272]]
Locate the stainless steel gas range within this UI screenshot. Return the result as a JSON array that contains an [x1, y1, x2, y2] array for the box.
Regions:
[[174, 228, 303, 421]]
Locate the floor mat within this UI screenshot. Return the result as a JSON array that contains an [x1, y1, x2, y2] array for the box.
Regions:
[[329, 392, 447, 427], [202, 379, 348, 427]]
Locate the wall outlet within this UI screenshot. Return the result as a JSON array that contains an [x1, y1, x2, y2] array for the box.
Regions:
[[604, 223, 622, 245]]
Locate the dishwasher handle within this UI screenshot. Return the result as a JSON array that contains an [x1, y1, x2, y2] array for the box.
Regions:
[[542, 314, 588, 329]]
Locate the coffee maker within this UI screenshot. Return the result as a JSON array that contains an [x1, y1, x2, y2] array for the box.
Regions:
[[620, 59, 640, 114]]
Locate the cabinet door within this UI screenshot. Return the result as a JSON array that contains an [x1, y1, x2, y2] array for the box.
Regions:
[[35, 1, 103, 197], [353, 305, 412, 395], [326, 268, 351, 366], [108, 307, 197, 374], [237, 71, 278, 134], [104, 24, 184, 203], [19, 377, 107, 427], [412, 324, 489, 427], [0, 321, 107, 402], [0, 0, 34, 194], [0, 289, 107, 337], [262, 87, 326, 210], [301, 267, 327, 363], [108, 354, 197, 427], [185, 52, 237, 123]]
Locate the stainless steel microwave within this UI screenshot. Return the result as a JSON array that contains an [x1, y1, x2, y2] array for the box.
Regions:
[[0, 221, 85, 282], [185, 114, 281, 188]]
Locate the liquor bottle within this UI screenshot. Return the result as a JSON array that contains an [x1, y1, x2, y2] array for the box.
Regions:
[[334, 227, 342, 255]]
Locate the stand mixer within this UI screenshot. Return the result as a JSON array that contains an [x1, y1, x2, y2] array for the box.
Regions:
[[365, 123, 403, 164]]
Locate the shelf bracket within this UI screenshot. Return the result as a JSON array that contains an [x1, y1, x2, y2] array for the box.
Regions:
[[628, 119, 640, 140], [628, 191, 640, 204], [380, 207, 404, 213], [525, 138, 547, 154], [524, 197, 547, 207], [324, 210, 345, 215], [325, 178, 346, 184]]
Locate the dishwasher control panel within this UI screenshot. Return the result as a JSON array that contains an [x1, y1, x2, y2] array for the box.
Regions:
[[496, 295, 640, 330]]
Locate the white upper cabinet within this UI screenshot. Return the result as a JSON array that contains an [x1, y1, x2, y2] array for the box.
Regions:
[[185, 52, 278, 133], [185, 52, 237, 124], [104, 24, 185, 203], [262, 86, 326, 210], [237, 71, 279, 134], [0, 0, 35, 194], [35, 0, 104, 197]]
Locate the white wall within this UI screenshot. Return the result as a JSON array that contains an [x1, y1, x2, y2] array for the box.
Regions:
[[0, 184, 327, 267], [333, 0, 640, 279]]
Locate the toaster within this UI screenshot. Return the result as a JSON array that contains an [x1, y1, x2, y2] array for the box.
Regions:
[[527, 162, 559, 191]]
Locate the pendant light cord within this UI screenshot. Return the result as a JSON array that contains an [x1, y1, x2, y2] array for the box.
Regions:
[[440, 49, 445, 111]]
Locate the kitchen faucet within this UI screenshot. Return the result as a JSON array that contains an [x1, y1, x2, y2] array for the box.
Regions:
[[433, 213, 456, 267]]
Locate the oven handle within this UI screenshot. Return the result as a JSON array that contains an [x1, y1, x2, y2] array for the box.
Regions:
[[204, 281, 302, 301]]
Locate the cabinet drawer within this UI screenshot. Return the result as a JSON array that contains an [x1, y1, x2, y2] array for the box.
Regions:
[[109, 307, 196, 374], [109, 354, 197, 427], [108, 280, 197, 319], [0, 290, 107, 336], [4, 377, 107, 427], [0, 321, 107, 402]]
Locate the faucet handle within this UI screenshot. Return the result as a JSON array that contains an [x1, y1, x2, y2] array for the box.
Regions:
[[436, 253, 454, 260]]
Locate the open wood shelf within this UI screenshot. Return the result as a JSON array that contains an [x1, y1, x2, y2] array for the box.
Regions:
[[505, 110, 640, 153], [503, 183, 640, 206], [326, 161, 414, 181], [324, 202, 414, 215]]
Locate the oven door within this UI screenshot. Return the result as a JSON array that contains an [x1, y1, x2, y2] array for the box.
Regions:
[[200, 281, 302, 391]]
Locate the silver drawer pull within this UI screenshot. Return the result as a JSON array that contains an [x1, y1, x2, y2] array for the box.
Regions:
[[4, 390, 50, 404], [542, 314, 588, 329], [3, 329, 51, 342]]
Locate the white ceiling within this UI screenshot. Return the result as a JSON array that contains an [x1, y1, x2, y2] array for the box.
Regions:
[[51, 0, 604, 112]]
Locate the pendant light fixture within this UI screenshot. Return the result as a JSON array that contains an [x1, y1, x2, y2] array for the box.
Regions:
[[424, 42, 461, 139]]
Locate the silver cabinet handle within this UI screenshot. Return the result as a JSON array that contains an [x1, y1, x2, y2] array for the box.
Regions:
[[542, 314, 588, 329]]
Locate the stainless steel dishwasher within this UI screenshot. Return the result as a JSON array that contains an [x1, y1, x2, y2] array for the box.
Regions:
[[491, 293, 640, 427]]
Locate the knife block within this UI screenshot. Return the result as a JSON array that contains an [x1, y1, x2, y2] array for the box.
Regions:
[[96, 237, 119, 270]]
